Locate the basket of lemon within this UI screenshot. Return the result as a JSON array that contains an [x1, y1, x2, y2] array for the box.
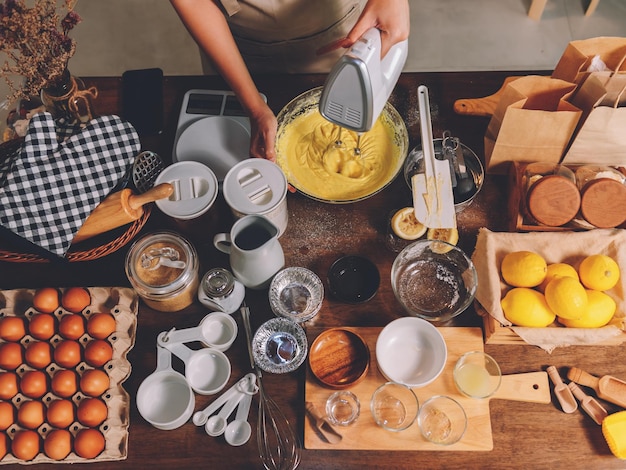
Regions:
[[472, 228, 626, 350]]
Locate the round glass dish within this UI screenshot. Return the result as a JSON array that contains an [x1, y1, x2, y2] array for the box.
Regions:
[[269, 267, 324, 323], [252, 318, 308, 374], [327, 255, 380, 303], [275, 87, 409, 203]]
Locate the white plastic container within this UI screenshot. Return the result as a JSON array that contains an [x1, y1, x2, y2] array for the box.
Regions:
[[222, 159, 288, 236]]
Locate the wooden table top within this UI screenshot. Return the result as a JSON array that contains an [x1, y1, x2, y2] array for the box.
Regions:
[[2, 71, 625, 469]]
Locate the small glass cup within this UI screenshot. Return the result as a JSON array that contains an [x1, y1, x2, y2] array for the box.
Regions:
[[453, 351, 501, 399], [326, 391, 360, 426], [418, 395, 467, 445], [370, 382, 419, 432]]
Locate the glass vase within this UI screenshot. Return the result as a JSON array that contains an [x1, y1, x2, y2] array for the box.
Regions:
[[41, 68, 98, 124]]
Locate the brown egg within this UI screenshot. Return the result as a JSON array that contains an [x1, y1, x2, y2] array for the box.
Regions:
[[80, 369, 110, 397], [87, 313, 116, 340], [77, 397, 108, 427], [53, 340, 82, 368], [51, 369, 78, 398], [43, 428, 72, 460], [84, 339, 113, 368], [25, 341, 52, 369], [46, 399, 75, 429], [0, 316, 26, 341], [73, 428, 105, 459], [11, 429, 40, 461], [0, 371, 19, 400], [19, 370, 48, 399], [28, 313, 56, 341], [17, 400, 45, 429], [0, 432, 7, 460], [0, 401, 15, 431], [61, 287, 91, 313], [32, 287, 60, 314], [0, 342, 24, 370], [58, 314, 85, 340]]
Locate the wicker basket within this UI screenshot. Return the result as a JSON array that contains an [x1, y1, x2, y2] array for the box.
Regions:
[[0, 138, 150, 263]]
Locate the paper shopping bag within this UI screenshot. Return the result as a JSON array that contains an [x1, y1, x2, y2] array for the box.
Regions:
[[562, 71, 626, 165], [552, 37, 626, 85], [484, 75, 582, 174]]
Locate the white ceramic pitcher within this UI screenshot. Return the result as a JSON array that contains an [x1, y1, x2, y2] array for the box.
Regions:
[[214, 215, 284, 290]]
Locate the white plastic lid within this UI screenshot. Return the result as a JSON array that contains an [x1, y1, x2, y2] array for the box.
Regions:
[[154, 161, 218, 220], [223, 159, 287, 215]]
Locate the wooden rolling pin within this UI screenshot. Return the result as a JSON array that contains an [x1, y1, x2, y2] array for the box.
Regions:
[[568, 367, 626, 409], [73, 183, 173, 244]]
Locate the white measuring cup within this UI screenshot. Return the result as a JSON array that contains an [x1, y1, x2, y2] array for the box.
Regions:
[[158, 331, 231, 395], [136, 344, 195, 430], [161, 312, 238, 351]]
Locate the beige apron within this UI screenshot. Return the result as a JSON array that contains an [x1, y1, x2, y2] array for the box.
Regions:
[[216, 0, 365, 73]]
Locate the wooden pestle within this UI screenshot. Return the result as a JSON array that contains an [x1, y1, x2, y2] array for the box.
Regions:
[[73, 183, 173, 244], [567, 367, 626, 409]]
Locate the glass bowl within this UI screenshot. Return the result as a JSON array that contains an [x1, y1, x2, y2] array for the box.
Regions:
[[269, 267, 324, 323], [418, 395, 467, 445], [391, 239, 478, 322], [275, 87, 409, 203], [370, 382, 419, 432], [252, 318, 308, 374], [327, 255, 380, 303]]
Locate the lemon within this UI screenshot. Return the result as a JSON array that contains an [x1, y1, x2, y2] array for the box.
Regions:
[[426, 228, 459, 254], [391, 207, 427, 240], [501, 287, 556, 327], [578, 254, 621, 291], [544, 276, 588, 320], [559, 289, 616, 328], [500, 251, 547, 288], [537, 263, 579, 293]]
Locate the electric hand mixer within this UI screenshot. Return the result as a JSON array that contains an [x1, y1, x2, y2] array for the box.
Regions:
[[319, 28, 408, 135]]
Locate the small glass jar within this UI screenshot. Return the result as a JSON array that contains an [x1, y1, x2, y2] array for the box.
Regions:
[[125, 231, 199, 312], [575, 166, 626, 228], [197, 268, 245, 314], [524, 163, 580, 227]]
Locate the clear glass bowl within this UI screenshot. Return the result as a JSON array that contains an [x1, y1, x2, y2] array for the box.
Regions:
[[391, 240, 478, 322]]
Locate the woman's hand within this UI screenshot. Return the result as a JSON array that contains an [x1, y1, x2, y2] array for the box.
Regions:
[[248, 102, 277, 161]]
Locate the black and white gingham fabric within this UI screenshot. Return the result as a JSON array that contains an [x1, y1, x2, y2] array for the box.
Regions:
[[0, 112, 141, 257]]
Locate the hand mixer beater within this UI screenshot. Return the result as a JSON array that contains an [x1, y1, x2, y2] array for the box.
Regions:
[[318, 27, 408, 162]]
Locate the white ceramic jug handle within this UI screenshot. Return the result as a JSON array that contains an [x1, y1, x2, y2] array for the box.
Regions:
[[213, 233, 232, 254]]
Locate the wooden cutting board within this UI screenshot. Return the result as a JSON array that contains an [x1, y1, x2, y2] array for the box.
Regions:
[[304, 327, 550, 451]]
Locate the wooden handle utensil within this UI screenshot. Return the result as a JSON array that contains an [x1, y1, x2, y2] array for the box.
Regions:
[[73, 182, 173, 244], [567, 367, 626, 409]]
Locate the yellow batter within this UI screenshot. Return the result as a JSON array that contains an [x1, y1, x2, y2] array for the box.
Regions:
[[276, 110, 399, 201]]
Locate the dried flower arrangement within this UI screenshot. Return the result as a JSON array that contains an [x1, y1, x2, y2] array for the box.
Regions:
[[0, 0, 81, 108]]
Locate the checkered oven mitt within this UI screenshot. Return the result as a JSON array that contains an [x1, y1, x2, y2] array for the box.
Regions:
[[0, 112, 141, 258]]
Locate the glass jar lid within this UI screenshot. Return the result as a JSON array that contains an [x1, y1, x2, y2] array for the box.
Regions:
[[202, 268, 235, 299], [125, 231, 198, 298]]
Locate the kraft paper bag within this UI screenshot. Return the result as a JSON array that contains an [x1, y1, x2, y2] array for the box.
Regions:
[[562, 71, 626, 165], [552, 36, 626, 85], [484, 75, 582, 174]]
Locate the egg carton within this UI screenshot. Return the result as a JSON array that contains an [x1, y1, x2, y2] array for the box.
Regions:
[[0, 287, 138, 465]]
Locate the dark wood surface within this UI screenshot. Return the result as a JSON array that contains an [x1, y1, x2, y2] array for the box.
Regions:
[[2, 71, 625, 469]]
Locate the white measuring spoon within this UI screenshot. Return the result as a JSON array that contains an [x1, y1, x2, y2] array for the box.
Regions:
[[192, 373, 256, 426], [157, 332, 231, 395], [205, 391, 244, 437], [224, 390, 254, 446], [160, 312, 238, 351]]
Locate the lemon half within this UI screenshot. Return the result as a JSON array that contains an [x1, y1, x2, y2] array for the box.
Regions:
[[391, 207, 427, 240]]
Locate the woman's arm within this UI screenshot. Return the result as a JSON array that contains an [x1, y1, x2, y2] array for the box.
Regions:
[[170, 0, 277, 160]]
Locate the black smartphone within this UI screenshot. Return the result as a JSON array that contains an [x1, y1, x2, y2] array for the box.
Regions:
[[122, 68, 164, 135]]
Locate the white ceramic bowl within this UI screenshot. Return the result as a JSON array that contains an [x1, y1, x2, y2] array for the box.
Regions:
[[375, 317, 447, 388]]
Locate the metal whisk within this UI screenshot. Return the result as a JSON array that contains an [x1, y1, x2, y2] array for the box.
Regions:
[[240, 303, 301, 470]]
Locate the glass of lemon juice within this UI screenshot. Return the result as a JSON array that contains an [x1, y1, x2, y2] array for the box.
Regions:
[[453, 351, 501, 399]]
